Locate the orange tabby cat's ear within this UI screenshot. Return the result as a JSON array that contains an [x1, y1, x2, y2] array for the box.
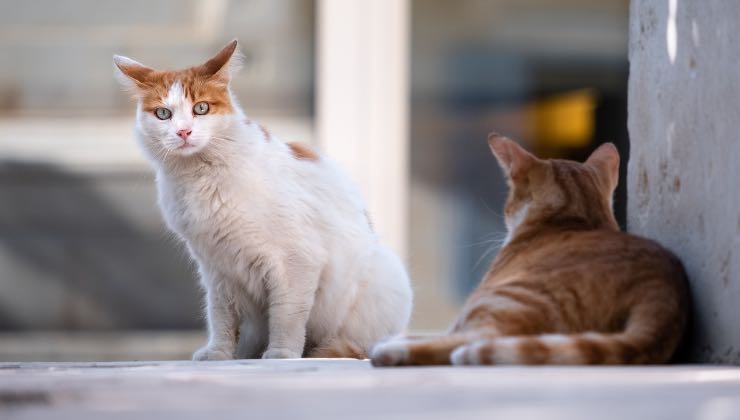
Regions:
[[195, 39, 242, 82], [113, 55, 154, 91], [586, 143, 620, 190], [488, 133, 536, 177]]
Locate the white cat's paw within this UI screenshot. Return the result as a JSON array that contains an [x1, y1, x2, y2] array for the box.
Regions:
[[262, 348, 301, 359], [192, 346, 233, 361], [370, 338, 409, 367]]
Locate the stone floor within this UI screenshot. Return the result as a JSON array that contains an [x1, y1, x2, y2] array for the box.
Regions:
[[2, 360, 740, 419]]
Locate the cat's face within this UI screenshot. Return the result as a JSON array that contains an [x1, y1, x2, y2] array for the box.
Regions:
[[114, 40, 239, 158], [488, 134, 620, 238]]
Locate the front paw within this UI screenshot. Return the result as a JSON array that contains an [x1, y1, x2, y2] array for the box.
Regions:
[[193, 346, 233, 361], [262, 348, 301, 359]]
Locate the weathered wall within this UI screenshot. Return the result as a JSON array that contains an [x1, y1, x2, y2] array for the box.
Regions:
[[628, 0, 740, 363]]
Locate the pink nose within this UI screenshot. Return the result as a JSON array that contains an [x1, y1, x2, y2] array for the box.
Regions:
[[177, 129, 192, 140]]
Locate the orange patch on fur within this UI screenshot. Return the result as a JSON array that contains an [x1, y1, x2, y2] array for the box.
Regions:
[[309, 338, 366, 359], [517, 338, 551, 364], [137, 69, 234, 115], [116, 41, 238, 117], [288, 142, 319, 161]]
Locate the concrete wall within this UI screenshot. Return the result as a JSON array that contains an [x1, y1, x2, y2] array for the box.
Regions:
[[628, 0, 740, 363]]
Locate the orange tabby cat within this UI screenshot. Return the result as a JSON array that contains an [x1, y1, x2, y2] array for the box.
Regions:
[[371, 133, 689, 366]]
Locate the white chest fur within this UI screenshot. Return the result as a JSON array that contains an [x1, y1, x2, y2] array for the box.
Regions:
[[148, 127, 411, 360]]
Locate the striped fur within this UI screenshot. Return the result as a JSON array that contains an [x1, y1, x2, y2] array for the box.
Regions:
[[372, 133, 689, 366]]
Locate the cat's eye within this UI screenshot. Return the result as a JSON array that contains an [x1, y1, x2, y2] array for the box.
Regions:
[[155, 107, 172, 120], [193, 102, 209, 115]]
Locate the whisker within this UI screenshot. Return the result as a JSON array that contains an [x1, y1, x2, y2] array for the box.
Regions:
[[211, 135, 237, 143], [454, 230, 507, 249], [471, 231, 508, 272], [479, 197, 503, 219], [472, 244, 500, 272], [458, 236, 505, 249]]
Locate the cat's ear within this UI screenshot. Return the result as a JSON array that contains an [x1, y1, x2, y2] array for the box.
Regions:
[[586, 142, 620, 190], [196, 39, 242, 82], [488, 133, 536, 177], [113, 55, 154, 91]]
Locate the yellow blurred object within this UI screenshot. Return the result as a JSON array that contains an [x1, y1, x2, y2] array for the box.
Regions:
[[533, 89, 597, 148]]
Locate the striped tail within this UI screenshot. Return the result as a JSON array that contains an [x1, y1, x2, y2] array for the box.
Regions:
[[373, 330, 675, 367], [450, 332, 644, 365], [451, 304, 685, 365], [373, 306, 684, 366]]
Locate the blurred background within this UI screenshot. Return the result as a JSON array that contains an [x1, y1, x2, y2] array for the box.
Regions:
[[0, 0, 629, 361]]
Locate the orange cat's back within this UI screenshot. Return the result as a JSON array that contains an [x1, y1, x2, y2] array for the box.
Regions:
[[454, 228, 689, 363], [371, 134, 689, 366]]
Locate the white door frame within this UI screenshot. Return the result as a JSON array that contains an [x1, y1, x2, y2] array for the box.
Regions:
[[316, 0, 410, 258]]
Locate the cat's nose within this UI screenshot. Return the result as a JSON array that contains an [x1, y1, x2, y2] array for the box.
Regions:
[[177, 129, 193, 140]]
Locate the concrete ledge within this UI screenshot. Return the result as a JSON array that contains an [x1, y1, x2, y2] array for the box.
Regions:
[[2, 360, 740, 419], [0, 331, 205, 362]]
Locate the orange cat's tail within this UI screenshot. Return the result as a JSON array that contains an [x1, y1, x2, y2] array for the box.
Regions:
[[309, 338, 367, 359], [372, 305, 684, 366], [449, 332, 647, 365], [450, 304, 684, 365], [372, 330, 671, 366]]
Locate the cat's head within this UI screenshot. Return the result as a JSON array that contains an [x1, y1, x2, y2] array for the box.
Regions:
[[488, 133, 620, 241], [113, 40, 241, 159]]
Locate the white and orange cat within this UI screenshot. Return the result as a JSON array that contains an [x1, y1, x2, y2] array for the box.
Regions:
[[372, 134, 689, 366], [114, 40, 412, 360]]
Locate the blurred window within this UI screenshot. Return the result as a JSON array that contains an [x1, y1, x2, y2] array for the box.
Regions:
[[408, 0, 629, 330]]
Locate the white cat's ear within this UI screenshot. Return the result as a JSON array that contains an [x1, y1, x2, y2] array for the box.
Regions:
[[113, 55, 154, 91], [586, 142, 620, 191], [197, 39, 242, 82], [488, 133, 536, 177]]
